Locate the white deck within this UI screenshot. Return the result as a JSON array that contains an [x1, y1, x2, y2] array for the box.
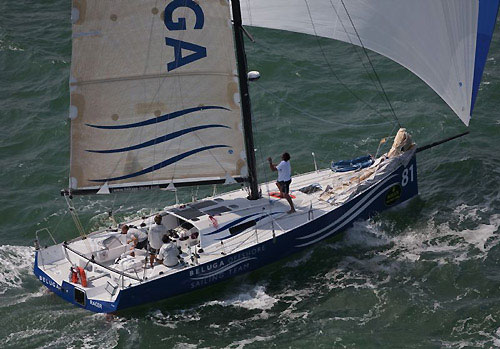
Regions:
[[36, 151, 411, 304]]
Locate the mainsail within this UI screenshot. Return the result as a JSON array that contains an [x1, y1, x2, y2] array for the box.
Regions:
[[69, 0, 247, 193], [240, 0, 499, 126]]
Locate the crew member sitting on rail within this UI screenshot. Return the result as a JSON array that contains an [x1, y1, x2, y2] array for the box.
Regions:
[[157, 235, 181, 267], [148, 215, 167, 267], [121, 225, 148, 256]]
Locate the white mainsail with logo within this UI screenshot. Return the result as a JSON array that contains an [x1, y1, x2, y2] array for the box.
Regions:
[[69, 0, 246, 192]]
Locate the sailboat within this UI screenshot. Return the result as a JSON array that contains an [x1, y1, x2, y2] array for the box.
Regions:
[[34, 0, 498, 313]]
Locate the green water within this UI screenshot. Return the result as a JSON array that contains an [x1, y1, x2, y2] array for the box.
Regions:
[[1, 1, 500, 347]]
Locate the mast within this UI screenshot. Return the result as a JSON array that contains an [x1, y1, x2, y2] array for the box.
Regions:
[[231, 0, 260, 200]]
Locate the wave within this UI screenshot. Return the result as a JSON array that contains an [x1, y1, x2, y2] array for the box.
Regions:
[[0, 39, 24, 52], [223, 335, 275, 349], [0, 245, 35, 293], [203, 284, 278, 311]]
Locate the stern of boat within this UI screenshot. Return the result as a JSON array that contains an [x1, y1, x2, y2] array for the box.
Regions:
[[34, 237, 121, 313]]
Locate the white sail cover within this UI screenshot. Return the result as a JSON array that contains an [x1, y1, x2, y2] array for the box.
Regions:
[[240, 0, 499, 126], [70, 0, 246, 192]]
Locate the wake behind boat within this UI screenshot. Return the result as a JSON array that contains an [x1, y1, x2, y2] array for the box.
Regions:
[[34, 0, 498, 312]]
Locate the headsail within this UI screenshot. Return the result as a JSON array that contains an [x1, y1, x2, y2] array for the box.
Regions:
[[240, 0, 499, 126], [69, 0, 247, 193]]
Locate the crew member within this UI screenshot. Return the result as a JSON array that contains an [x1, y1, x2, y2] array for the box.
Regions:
[[120, 225, 148, 256], [267, 152, 296, 213], [157, 235, 180, 267], [148, 214, 167, 267]]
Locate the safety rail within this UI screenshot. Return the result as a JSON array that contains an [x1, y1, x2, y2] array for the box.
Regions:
[[63, 244, 142, 282], [35, 228, 57, 248]]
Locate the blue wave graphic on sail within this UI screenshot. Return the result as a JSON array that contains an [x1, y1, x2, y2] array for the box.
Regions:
[[86, 106, 230, 130], [89, 144, 230, 182], [86, 124, 230, 154]]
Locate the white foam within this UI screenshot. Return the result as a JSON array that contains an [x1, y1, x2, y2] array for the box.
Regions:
[[223, 335, 274, 349], [459, 214, 500, 253], [1, 286, 46, 307], [0, 245, 35, 292], [389, 211, 500, 265], [204, 285, 277, 310], [324, 220, 391, 252], [324, 265, 379, 291], [0, 39, 24, 52], [173, 343, 198, 349], [149, 309, 201, 329], [445, 314, 500, 348], [343, 220, 391, 248], [274, 287, 313, 321], [2, 328, 54, 346], [454, 203, 479, 221], [41, 314, 140, 349]]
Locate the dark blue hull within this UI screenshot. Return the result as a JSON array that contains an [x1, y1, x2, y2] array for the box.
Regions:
[[34, 155, 418, 313]]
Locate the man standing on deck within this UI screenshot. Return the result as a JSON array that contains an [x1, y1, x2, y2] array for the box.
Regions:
[[267, 152, 296, 214], [148, 214, 167, 267]]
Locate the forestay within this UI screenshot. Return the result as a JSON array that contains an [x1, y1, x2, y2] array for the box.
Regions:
[[69, 0, 246, 193], [240, 0, 500, 126]]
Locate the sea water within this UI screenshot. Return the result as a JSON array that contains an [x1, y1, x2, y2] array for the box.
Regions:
[[1, 2, 500, 347]]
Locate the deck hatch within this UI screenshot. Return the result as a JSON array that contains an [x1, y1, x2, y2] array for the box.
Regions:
[[205, 206, 232, 216], [189, 200, 218, 209], [229, 220, 256, 236], [171, 207, 204, 220]]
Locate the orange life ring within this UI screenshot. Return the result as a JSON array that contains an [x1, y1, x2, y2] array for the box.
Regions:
[[77, 267, 88, 287], [269, 191, 296, 199], [208, 215, 218, 228], [71, 267, 78, 283]]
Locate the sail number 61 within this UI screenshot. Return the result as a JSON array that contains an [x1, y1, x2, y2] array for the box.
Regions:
[[401, 164, 414, 187]]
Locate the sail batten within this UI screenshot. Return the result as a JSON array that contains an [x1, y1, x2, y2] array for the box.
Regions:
[[69, 0, 247, 192], [240, 0, 499, 126]]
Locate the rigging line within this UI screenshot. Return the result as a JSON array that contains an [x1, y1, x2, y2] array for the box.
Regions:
[[377, 122, 399, 158], [165, 4, 206, 195], [251, 112, 282, 223], [137, 2, 186, 212], [50, 209, 70, 240], [63, 194, 93, 254], [150, 20, 202, 212], [328, 0, 381, 95], [252, 114, 270, 183], [148, 3, 193, 212], [254, 82, 395, 127], [165, 10, 233, 192], [245, 0, 253, 26], [79, 2, 166, 199], [136, 0, 162, 214], [143, 0, 160, 76], [339, 0, 401, 128], [319, 121, 399, 164], [170, 46, 236, 180], [302, 0, 391, 123]]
